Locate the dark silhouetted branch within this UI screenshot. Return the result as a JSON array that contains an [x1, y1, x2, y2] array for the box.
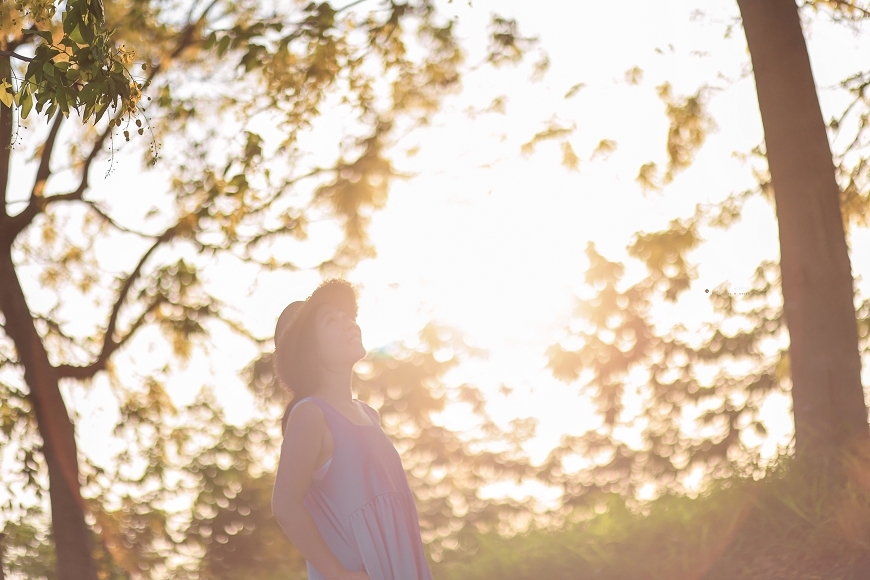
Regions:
[[55, 225, 178, 380], [0, 49, 34, 63]]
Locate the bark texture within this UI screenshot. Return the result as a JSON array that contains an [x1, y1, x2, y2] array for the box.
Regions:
[[737, 0, 868, 465]]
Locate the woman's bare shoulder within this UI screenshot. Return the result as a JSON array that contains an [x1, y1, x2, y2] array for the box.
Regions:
[[284, 399, 327, 435]]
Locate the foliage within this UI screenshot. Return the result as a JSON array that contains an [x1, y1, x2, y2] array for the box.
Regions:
[[434, 450, 870, 580], [0, 505, 55, 580], [0, 0, 147, 128], [534, 0, 870, 509], [635, 82, 718, 192]]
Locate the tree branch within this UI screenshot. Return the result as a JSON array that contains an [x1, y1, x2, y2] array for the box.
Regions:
[[34, 313, 83, 346], [0, 50, 34, 63], [1, 103, 73, 245], [336, 0, 371, 14], [170, 0, 221, 60], [55, 225, 178, 380], [243, 165, 331, 217], [83, 200, 161, 238], [1, 112, 67, 244], [2, 0, 222, 246], [32, 112, 65, 200], [19, 0, 229, 382]]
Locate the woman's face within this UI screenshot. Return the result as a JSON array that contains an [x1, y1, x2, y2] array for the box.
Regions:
[[313, 303, 366, 369]]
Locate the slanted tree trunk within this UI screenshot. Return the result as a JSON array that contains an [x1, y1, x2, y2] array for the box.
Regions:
[[0, 252, 99, 580], [0, 54, 99, 579], [736, 0, 869, 467]]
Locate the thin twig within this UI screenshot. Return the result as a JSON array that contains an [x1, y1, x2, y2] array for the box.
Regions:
[[336, 0, 371, 14], [31, 111, 65, 199], [83, 200, 161, 239]]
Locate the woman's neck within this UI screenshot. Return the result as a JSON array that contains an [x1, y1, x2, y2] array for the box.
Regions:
[[311, 382, 355, 408]]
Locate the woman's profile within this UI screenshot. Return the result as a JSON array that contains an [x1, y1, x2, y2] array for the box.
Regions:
[[271, 278, 435, 580]]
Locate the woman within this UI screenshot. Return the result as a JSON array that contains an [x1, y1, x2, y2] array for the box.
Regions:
[[271, 278, 434, 580]]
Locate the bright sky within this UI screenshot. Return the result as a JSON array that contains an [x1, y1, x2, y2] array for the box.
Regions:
[[5, 0, 870, 514]]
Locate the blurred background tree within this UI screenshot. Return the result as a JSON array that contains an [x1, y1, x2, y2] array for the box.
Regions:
[[433, 1, 870, 578], [537, 0, 870, 511]]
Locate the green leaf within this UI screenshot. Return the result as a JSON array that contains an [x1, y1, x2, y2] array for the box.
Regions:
[[24, 58, 40, 82], [203, 32, 217, 50], [35, 92, 48, 113], [217, 35, 231, 58], [34, 45, 62, 60], [42, 62, 56, 79], [94, 99, 110, 124], [79, 22, 96, 44], [63, 8, 81, 35], [229, 174, 248, 194], [69, 25, 86, 45], [78, 81, 100, 104], [21, 28, 53, 43], [240, 44, 264, 73], [21, 90, 33, 119], [0, 86, 12, 109], [57, 88, 70, 118]]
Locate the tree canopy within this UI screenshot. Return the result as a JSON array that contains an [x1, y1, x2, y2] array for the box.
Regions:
[[3, 0, 870, 578]]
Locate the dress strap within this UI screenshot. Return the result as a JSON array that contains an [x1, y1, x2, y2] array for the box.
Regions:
[[285, 396, 322, 428], [358, 401, 380, 426]]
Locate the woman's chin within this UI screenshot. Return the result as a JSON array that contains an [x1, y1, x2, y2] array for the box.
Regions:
[[348, 340, 366, 360]]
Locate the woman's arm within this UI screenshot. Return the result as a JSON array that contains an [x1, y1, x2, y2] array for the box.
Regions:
[[275, 501, 361, 579], [272, 402, 359, 579]]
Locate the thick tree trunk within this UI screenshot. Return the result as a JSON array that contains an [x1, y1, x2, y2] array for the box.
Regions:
[[736, 0, 869, 466], [0, 250, 98, 579], [0, 531, 6, 580]]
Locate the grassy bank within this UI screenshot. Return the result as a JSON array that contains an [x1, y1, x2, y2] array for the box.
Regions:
[[433, 457, 870, 580]]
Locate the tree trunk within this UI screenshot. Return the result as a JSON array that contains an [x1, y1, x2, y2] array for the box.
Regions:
[[0, 248, 98, 579], [0, 532, 6, 580], [736, 0, 869, 467]]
